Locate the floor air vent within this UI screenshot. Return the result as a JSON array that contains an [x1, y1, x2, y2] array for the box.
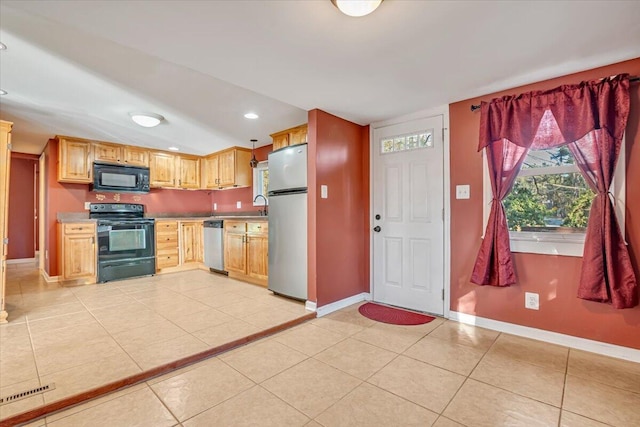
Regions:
[[0, 383, 56, 406]]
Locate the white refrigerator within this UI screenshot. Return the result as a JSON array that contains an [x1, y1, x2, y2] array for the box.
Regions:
[[267, 143, 307, 300]]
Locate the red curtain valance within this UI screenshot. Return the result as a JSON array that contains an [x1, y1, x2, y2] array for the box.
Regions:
[[478, 74, 630, 150]]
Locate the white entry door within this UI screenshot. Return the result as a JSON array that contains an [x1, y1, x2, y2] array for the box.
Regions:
[[372, 115, 444, 315]]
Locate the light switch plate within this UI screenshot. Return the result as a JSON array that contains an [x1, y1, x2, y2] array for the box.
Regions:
[[236, 201, 242, 209], [84, 202, 91, 210], [213, 203, 217, 211], [456, 184, 470, 199], [321, 185, 328, 199]]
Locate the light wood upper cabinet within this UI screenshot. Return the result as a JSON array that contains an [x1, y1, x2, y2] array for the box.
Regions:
[[58, 222, 96, 282], [122, 146, 149, 167], [203, 147, 251, 190], [93, 142, 121, 164], [149, 152, 176, 188], [178, 155, 201, 189], [203, 153, 220, 188], [58, 137, 93, 183], [270, 124, 308, 151]]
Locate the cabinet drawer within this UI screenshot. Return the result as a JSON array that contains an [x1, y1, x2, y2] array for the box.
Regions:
[[156, 221, 178, 230], [157, 254, 179, 269], [247, 222, 268, 234], [64, 223, 96, 234], [225, 221, 247, 233]]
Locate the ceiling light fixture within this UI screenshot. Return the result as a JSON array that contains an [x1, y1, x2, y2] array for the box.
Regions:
[[129, 112, 164, 128], [331, 0, 383, 17], [244, 112, 259, 119], [0, 42, 6, 50], [168, 146, 180, 151], [249, 139, 259, 168], [0, 89, 7, 96]]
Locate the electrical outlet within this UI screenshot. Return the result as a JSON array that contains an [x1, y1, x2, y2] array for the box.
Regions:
[[236, 201, 241, 209], [213, 203, 217, 211], [84, 202, 91, 210], [321, 185, 328, 199], [525, 292, 539, 310], [456, 184, 470, 199]]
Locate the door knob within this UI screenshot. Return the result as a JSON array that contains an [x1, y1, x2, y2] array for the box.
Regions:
[[373, 226, 381, 232]]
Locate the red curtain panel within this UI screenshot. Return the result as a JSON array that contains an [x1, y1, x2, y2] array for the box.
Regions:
[[470, 75, 637, 309]]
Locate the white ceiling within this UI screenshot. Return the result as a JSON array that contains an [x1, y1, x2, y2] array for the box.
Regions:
[[1, 1, 639, 155]]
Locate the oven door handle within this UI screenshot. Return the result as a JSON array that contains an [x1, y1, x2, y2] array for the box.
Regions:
[[98, 221, 154, 226]]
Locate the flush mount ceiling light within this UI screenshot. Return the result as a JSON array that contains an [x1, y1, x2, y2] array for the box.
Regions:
[[0, 42, 6, 50], [168, 146, 180, 151], [244, 112, 259, 119], [0, 89, 7, 96], [331, 0, 383, 17], [129, 112, 164, 128], [249, 139, 259, 168]]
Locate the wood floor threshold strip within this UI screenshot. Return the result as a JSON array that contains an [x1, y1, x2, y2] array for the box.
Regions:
[[1, 311, 317, 427]]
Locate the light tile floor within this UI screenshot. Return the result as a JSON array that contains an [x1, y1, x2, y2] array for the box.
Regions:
[[0, 262, 309, 420], [3, 262, 640, 426]]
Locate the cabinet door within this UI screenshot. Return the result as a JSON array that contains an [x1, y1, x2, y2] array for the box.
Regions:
[[179, 156, 201, 189], [63, 234, 96, 280], [247, 234, 268, 282], [217, 150, 236, 187], [93, 143, 122, 164], [290, 126, 308, 145], [272, 133, 289, 151], [149, 152, 176, 188], [224, 232, 246, 274], [58, 138, 93, 183], [203, 154, 219, 189], [123, 146, 149, 167], [180, 222, 202, 264]]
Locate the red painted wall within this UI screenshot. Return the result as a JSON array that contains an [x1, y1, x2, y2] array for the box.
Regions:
[[7, 153, 38, 259], [449, 58, 640, 349], [308, 109, 370, 306], [44, 139, 212, 276], [211, 145, 272, 213]]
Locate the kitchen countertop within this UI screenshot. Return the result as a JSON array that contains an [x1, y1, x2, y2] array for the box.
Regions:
[[56, 212, 269, 223]]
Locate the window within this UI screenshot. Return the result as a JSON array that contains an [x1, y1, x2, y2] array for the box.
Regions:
[[483, 139, 625, 257], [380, 129, 434, 154], [253, 161, 269, 206]]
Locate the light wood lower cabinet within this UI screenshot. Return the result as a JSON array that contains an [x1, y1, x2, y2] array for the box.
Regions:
[[181, 221, 203, 264], [155, 220, 179, 270], [58, 222, 97, 283], [155, 219, 204, 272], [224, 220, 268, 286]]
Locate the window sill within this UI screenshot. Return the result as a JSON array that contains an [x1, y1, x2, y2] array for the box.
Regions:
[[509, 231, 585, 257]]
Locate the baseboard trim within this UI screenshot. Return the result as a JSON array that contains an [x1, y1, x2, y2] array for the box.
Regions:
[[6, 257, 37, 264], [41, 270, 60, 283], [304, 300, 317, 312], [449, 311, 640, 363], [315, 292, 371, 317]]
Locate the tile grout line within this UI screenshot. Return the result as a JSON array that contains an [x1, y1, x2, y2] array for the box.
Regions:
[[437, 331, 503, 423]]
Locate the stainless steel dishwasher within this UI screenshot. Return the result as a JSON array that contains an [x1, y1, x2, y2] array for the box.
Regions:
[[203, 220, 227, 275]]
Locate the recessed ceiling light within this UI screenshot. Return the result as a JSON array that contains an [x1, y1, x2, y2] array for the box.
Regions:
[[129, 112, 164, 127], [168, 146, 180, 151], [0, 89, 7, 96], [244, 112, 259, 119], [0, 42, 6, 50]]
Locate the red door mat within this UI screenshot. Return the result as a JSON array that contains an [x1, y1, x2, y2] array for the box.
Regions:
[[358, 302, 435, 325]]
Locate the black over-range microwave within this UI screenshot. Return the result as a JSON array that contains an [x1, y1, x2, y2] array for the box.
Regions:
[[92, 162, 150, 193]]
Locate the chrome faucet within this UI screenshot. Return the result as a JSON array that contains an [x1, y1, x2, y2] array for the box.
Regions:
[[253, 194, 268, 216]]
